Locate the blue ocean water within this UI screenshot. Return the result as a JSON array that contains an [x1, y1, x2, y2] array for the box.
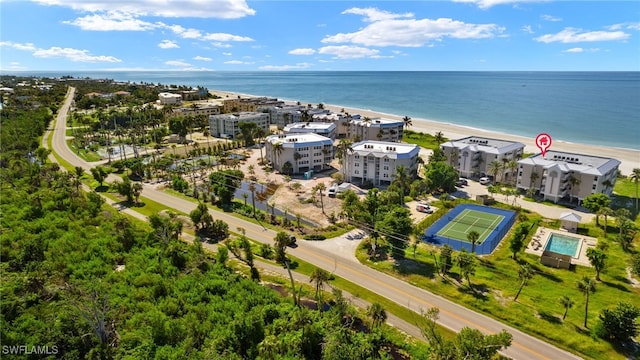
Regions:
[[25, 71, 640, 150]]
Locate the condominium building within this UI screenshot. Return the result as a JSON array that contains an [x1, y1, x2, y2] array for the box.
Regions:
[[284, 122, 337, 140], [516, 150, 620, 204], [348, 118, 404, 142], [441, 136, 525, 180], [267, 105, 330, 129], [209, 112, 270, 139], [312, 113, 359, 138], [345, 141, 420, 187], [222, 97, 284, 113], [158, 92, 182, 105], [169, 103, 220, 118], [264, 133, 334, 175]]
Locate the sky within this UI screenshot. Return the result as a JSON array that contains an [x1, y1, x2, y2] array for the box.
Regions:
[[1, 0, 639, 72]]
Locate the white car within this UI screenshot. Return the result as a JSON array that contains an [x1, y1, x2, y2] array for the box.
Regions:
[[479, 177, 491, 185], [416, 203, 433, 213]]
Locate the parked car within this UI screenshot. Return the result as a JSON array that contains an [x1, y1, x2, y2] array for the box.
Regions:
[[288, 235, 297, 247], [416, 203, 433, 214], [327, 185, 337, 197], [479, 177, 491, 185], [456, 178, 468, 186]]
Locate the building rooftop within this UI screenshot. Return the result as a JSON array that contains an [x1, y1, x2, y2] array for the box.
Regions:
[[351, 140, 419, 158], [446, 136, 525, 154], [284, 122, 336, 132], [351, 117, 403, 127], [266, 132, 333, 146], [519, 150, 621, 175]]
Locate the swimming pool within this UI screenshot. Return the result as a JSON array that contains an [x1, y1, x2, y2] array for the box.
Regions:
[[545, 233, 582, 258]]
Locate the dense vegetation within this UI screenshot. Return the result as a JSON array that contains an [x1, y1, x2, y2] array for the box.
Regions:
[[1, 79, 431, 359]]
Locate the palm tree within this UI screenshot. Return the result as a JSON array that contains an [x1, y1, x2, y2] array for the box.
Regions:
[[598, 207, 614, 235], [630, 168, 640, 210], [576, 276, 596, 328], [336, 138, 353, 178], [559, 295, 574, 320], [488, 160, 503, 185], [272, 142, 283, 171], [467, 230, 480, 253], [249, 182, 257, 216], [514, 264, 534, 302], [309, 267, 330, 307], [434, 131, 445, 146], [456, 250, 476, 288], [586, 248, 607, 281], [402, 115, 412, 129], [568, 175, 581, 204], [507, 160, 518, 185], [394, 165, 410, 205], [529, 171, 540, 194], [367, 302, 387, 328], [314, 182, 327, 214]]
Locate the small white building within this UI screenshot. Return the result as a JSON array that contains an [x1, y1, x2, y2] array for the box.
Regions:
[[284, 122, 337, 140], [158, 92, 182, 105], [516, 151, 620, 204], [209, 112, 270, 140], [265, 133, 334, 175], [345, 141, 420, 187], [441, 136, 525, 180]]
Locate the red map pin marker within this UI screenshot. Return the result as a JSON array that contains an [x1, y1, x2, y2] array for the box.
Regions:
[[535, 133, 552, 157]]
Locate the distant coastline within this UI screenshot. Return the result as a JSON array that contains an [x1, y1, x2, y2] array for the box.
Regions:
[[209, 88, 640, 176]]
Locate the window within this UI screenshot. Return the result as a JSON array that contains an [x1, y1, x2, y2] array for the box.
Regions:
[[355, 163, 360, 167], [355, 155, 360, 159], [384, 158, 389, 162], [383, 166, 389, 170], [383, 173, 388, 178], [355, 170, 359, 174]]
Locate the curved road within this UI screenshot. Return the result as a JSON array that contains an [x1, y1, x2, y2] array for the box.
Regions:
[[49, 87, 581, 360]]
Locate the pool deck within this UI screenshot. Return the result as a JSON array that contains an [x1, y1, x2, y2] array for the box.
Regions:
[[525, 227, 597, 267]]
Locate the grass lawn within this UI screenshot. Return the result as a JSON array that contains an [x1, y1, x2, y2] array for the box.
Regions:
[[402, 130, 445, 150], [357, 208, 640, 360], [67, 140, 103, 162]]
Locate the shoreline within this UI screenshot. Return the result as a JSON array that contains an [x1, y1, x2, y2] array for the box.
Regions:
[[209, 90, 640, 176]]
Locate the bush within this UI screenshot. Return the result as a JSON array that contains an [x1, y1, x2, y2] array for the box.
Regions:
[[303, 234, 326, 241]]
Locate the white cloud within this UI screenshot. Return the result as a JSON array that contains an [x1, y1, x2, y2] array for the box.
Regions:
[[202, 33, 253, 42], [165, 60, 191, 67], [563, 47, 600, 53], [452, 0, 545, 9], [63, 11, 156, 31], [521, 25, 534, 34], [33, 47, 121, 62], [535, 28, 630, 43], [0, 41, 37, 51], [323, 12, 504, 47], [259, 63, 312, 71], [165, 24, 202, 39], [222, 52, 232, 56], [289, 48, 316, 55], [318, 45, 380, 59], [607, 22, 640, 31], [224, 60, 255, 65], [33, 0, 256, 19], [193, 56, 212, 61], [541, 14, 562, 22], [342, 7, 413, 22], [210, 42, 233, 48], [158, 40, 179, 49]]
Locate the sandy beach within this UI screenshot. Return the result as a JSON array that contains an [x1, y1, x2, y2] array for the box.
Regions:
[[209, 90, 639, 175]]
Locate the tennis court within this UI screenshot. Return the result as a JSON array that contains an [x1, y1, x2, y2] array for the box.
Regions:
[[423, 204, 516, 255], [437, 209, 504, 244]]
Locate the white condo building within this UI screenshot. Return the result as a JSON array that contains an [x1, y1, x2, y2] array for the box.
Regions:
[[284, 122, 337, 140], [348, 118, 404, 142], [158, 92, 182, 105], [516, 151, 620, 204], [265, 133, 334, 175], [441, 136, 525, 180], [345, 141, 420, 187], [209, 112, 270, 140]]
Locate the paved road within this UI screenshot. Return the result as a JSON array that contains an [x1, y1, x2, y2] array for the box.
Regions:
[[48, 87, 582, 360]]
